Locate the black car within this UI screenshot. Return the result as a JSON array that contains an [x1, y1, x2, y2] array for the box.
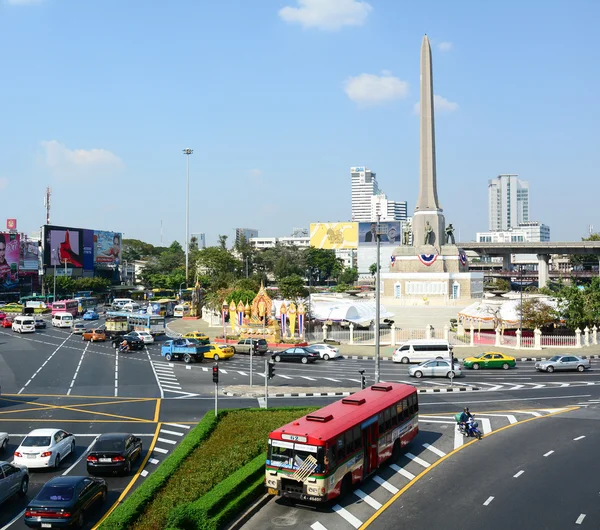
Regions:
[[24, 475, 107, 528], [34, 318, 46, 329], [87, 433, 143, 475], [111, 334, 144, 350], [272, 347, 319, 364]]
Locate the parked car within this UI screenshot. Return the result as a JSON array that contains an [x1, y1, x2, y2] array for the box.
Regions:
[[272, 347, 319, 364], [535, 355, 591, 373], [34, 318, 46, 329], [1, 318, 12, 329], [82, 329, 106, 342], [463, 352, 516, 370], [111, 334, 144, 350], [72, 322, 87, 335], [409, 359, 462, 378], [203, 343, 235, 361], [0, 432, 8, 452], [24, 475, 107, 528], [0, 460, 29, 506], [128, 330, 154, 344], [308, 343, 340, 360], [86, 433, 143, 476], [182, 331, 210, 342], [234, 338, 268, 355], [0, 311, 6, 320], [14, 428, 76, 469], [83, 310, 99, 321]]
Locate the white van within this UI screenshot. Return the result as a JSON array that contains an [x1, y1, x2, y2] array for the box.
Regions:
[[112, 298, 134, 310], [392, 339, 453, 364], [173, 304, 191, 317], [12, 316, 36, 333], [52, 312, 74, 328], [123, 302, 141, 313]]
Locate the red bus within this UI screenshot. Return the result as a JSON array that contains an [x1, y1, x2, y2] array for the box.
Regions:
[[265, 383, 418, 503], [51, 299, 79, 317]]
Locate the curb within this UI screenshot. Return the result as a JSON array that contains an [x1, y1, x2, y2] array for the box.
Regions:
[[417, 386, 479, 393], [223, 391, 354, 398], [225, 493, 272, 530]]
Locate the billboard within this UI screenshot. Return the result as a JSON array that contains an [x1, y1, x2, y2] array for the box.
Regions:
[[94, 231, 122, 269], [310, 222, 358, 250], [0, 232, 20, 289], [358, 221, 401, 246], [20, 236, 40, 271], [43, 225, 84, 268]]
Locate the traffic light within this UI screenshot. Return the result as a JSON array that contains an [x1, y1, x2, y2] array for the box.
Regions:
[[212, 364, 219, 384], [359, 370, 366, 389], [267, 361, 275, 379]]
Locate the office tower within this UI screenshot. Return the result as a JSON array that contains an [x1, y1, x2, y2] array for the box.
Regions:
[[370, 193, 408, 221], [488, 174, 529, 231], [235, 228, 258, 246], [351, 166, 379, 221]]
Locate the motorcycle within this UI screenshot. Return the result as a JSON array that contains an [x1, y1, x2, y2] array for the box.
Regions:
[[457, 417, 483, 440]]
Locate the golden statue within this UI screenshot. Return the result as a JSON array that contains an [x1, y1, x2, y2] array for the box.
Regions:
[[251, 281, 272, 323]]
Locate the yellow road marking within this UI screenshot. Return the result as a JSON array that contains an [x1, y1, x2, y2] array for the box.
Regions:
[[0, 396, 154, 416], [92, 421, 162, 529], [360, 406, 578, 529], [153, 398, 161, 423]]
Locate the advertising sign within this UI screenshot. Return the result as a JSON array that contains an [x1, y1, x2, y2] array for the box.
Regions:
[[6, 219, 16, 230], [0, 232, 20, 289], [358, 221, 401, 246], [94, 231, 122, 268], [310, 222, 358, 250], [83, 230, 94, 271], [20, 237, 40, 271], [43, 225, 84, 268]]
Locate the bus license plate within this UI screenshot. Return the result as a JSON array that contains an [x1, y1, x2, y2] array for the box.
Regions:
[[268, 488, 278, 495]]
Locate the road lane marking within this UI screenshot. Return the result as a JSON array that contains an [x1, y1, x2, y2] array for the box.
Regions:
[[405, 453, 430, 468], [323, 377, 341, 382], [301, 376, 317, 381], [332, 504, 362, 528], [160, 429, 184, 436], [311, 523, 328, 530], [355, 489, 382, 509], [153, 446, 169, 454], [513, 470, 524, 478], [573, 435, 586, 441], [157, 437, 177, 445], [576, 514, 586, 524], [480, 418, 492, 434], [483, 496, 494, 506], [67, 341, 90, 396], [18, 334, 72, 394], [422, 443, 446, 457], [114, 349, 119, 396], [543, 450, 554, 457], [148, 458, 160, 464], [373, 475, 399, 494], [147, 349, 165, 399], [165, 423, 190, 429], [419, 394, 591, 406], [63, 436, 98, 475], [454, 426, 464, 450], [140, 470, 149, 477], [390, 464, 415, 480]]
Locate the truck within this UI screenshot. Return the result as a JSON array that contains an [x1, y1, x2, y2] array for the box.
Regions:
[[161, 339, 210, 364], [105, 315, 129, 339]]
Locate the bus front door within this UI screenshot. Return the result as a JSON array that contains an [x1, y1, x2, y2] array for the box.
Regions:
[[362, 423, 379, 478]]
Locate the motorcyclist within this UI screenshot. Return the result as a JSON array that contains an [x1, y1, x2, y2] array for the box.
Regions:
[[459, 407, 474, 435], [119, 339, 130, 352]]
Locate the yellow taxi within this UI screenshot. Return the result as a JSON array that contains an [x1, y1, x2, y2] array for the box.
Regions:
[[463, 351, 516, 370], [183, 331, 210, 343], [204, 343, 235, 361]]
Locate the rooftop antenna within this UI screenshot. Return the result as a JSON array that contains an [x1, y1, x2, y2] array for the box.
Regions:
[[589, 224, 594, 236], [44, 187, 51, 225]]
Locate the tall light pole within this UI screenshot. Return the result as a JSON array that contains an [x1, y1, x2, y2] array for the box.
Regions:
[[375, 213, 381, 384], [53, 249, 57, 303], [182, 148, 193, 287], [519, 265, 524, 334]]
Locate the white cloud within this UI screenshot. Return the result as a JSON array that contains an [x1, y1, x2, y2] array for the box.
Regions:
[[344, 72, 409, 106], [40, 140, 124, 177], [249, 169, 262, 178], [279, 0, 372, 31], [5, 0, 45, 5], [413, 94, 459, 114], [0, 178, 8, 191], [438, 41, 453, 52]]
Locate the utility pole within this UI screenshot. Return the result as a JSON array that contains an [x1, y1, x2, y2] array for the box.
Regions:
[[375, 213, 382, 384], [182, 148, 193, 287]]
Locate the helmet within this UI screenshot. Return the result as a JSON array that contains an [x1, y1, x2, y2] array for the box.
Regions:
[[464, 407, 469, 412]]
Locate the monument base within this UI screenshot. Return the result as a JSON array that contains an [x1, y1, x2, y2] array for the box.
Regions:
[[381, 270, 484, 301]]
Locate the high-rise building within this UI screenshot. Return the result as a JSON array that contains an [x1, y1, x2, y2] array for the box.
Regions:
[[351, 166, 379, 221], [370, 192, 407, 221], [235, 228, 258, 246], [488, 174, 529, 231]]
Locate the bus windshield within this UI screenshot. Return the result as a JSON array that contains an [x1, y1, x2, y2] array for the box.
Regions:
[[268, 441, 324, 473]]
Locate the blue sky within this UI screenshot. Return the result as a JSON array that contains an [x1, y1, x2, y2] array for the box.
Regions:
[[1, 0, 599, 246]]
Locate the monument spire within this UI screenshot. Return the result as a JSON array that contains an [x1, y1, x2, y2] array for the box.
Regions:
[[416, 34, 442, 212]]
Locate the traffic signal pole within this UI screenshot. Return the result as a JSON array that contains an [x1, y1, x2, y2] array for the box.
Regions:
[[264, 359, 268, 409], [212, 364, 219, 417]]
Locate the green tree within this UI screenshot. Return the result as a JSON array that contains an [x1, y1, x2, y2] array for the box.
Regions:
[[519, 298, 558, 330], [218, 234, 228, 250], [338, 267, 358, 285], [304, 247, 338, 284], [277, 274, 309, 299], [570, 232, 600, 270], [369, 263, 377, 277]]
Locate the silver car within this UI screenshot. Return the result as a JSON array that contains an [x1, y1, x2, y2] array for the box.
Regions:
[[0, 460, 29, 505], [535, 355, 591, 373], [409, 359, 462, 379]]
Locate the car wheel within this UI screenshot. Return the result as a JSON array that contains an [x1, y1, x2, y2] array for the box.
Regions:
[[502, 363, 510, 370], [401, 357, 409, 364], [447, 371, 455, 378], [323, 354, 330, 361], [165, 354, 173, 362], [577, 365, 585, 372], [213, 354, 220, 361], [100, 486, 107, 503], [91, 337, 95, 342], [414, 370, 423, 378], [76, 511, 84, 528], [71, 440, 76, 456], [546, 366, 554, 373], [124, 459, 132, 475], [301, 357, 308, 364], [231, 347, 236, 353], [54, 454, 61, 469], [274, 355, 281, 362], [472, 363, 480, 370], [18, 476, 28, 496], [183, 354, 192, 364], [1, 438, 6, 451]]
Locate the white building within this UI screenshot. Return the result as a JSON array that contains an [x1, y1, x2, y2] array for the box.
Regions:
[[351, 166, 379, 221], [250, 236, 310, 249], [488, 174, 529, 231], [370, 192, 407, 221], [476, 222, 550, 243]]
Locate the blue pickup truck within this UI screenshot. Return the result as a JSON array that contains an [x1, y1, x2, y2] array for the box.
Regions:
[[161, 338, 210, 363]]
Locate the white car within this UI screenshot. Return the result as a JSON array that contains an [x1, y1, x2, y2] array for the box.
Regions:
[[308, 343, 340, 360], [72, 323, 87, 335], [13, 428, 76, 469], [0, 432, 8, 452], [128, 331, 154, 344]]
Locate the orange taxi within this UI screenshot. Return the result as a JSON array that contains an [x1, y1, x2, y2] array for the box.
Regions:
[[82, 329, 106, 342]]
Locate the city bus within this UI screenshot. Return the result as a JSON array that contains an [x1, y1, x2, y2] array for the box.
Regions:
[[265, 383, 419, 503], [75, 296, 98, 314], [106, 311, 166, 336], [173, 303, 191, 317], [51, 299, 79, 317], [147, 298, 176, 317]]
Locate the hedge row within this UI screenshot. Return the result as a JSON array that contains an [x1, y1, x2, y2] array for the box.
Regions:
[[98, 412, 219, 530], [164, 452, 267, 530]]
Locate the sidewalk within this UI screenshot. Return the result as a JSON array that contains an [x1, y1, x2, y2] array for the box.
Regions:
[[165, 318, 600, 361]]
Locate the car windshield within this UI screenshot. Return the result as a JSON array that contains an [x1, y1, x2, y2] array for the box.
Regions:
[[93, 439, 125, 451], [37, 485, 75, 502], [22, 436, 51, 447], [549, 356, 561, 361], [305, 347, 319, 354]]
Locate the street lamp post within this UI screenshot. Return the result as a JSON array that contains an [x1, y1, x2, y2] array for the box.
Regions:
[[375, 214, 381, 384], [182, 148, 193, 288], [53, 249, 57, 304], [519, 265, 524, 334], [179, 282, 185, 301]]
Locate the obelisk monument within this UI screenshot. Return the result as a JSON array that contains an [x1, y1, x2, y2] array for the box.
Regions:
[[412, 34, 446, 249]]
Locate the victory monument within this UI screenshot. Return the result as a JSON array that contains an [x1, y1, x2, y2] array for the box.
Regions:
[[381, 36, 483, 302]]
